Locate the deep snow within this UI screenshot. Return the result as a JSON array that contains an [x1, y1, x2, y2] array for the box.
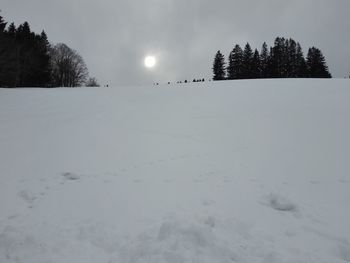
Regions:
[[0, 79, 350, 263]]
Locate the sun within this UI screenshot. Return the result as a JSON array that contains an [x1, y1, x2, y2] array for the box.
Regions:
[[144, 56, 156, 68]]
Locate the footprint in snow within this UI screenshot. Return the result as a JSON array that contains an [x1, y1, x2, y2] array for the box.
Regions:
[[7, 214, 19, 220], [337, 244, 350, 262], [18, 190, 37, 203], [264, 193, 297, 212], [62, 172, 80, 180]]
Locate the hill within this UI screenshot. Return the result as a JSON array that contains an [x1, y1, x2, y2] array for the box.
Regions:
[[0, 79, 350, 262]]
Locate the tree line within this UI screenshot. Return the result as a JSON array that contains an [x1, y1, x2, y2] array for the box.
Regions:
[[0, 13, 99, 88], [213, 37, 332, 81]]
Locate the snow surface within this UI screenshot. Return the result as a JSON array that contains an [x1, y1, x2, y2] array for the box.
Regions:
[[0, 79, 350, 263]]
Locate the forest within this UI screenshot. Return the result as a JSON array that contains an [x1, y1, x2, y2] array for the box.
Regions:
[[0, 13, 98, 88], [213, 37, 332, 80]]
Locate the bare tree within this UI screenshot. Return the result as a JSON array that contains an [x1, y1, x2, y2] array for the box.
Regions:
[[50, 43, 88, 87], [86, 77, 100, 87]]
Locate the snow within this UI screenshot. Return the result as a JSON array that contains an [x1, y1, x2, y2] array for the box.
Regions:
[[0, 79, 350, 262]]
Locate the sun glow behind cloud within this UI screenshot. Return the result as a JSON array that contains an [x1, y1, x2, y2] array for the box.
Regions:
[[144, 56, 156, 68]]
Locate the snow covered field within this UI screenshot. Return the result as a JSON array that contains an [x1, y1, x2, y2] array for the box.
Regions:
[[0, 79, 350, 263]]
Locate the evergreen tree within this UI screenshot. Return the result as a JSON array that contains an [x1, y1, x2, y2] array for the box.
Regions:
[[242, 43, 253, 79], [227, 49, 235, 80], [282, 38, 290, 77], [228, 44, 243, 79], [260, 42, 269, 78], [0, 15, 7, 32], [210, 37, 331, 80], [6, 22, 16, 37], [212, 50, 225, 80], [13, 21, 34, 87], [16, 21, 32, 42], [295, 43, 308, 77], [306, 47, 332, 78], [34, 31, 51, 86], [0, 15, 16, 87], [270, 37, 285, 78], [287, 39, 297, 77], [251, 49, 261, 78]]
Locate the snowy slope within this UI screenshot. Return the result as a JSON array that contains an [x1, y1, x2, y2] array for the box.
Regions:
[[0, 79, 350, 263]]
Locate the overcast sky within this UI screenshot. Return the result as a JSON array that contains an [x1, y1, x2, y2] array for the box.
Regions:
[[2, 0, 350, 86]]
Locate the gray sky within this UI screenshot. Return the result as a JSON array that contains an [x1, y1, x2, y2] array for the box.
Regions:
[[2, 0, 350, 86]]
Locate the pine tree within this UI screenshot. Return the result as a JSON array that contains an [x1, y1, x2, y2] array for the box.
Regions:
[[0, 15, 20, 87], [227, 49, 235, 80], [306, 47, 332, 78], [242, 43, 253, 79], [251, 49, 261, 79], [281, 38, 289, 77], [295, 43, 308, 77], [12, 21, 33, 87], [6, 22, 16, 38], [260, 42, 269, 78], [271, 37, 286, 78], [212, 50, 226, 80], [34, 31, 51, 86], [0, 15, 7, 32], [0, 15, 12, 87], [228, 44, 243, 79], [288, 38, 297, 77], [16, 21, 32, 42]]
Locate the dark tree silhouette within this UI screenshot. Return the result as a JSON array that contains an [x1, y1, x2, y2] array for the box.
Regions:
[[295, 43, 308, 77], [260, 42, 270, 78], [0, 17, 52, 87], [86, 77, 100, 87], [214, 36, 332, 81], [251, 49, 261, 79], [0, 13, 92, 88], [242, 43, 253, 79], [227, 48, 235, 80], [212, 50, 226, 80], [227, 44, 243, 79], [50, 43, 88, 87], [270, 37, 285, 78], [7, 22, 15, 37], [0, 15, 14, 87], [306, 47, 332, 78], [0, 15, 7, 32]]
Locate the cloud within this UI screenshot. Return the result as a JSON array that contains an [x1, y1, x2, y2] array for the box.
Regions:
[[2, 0, 350, 85]]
